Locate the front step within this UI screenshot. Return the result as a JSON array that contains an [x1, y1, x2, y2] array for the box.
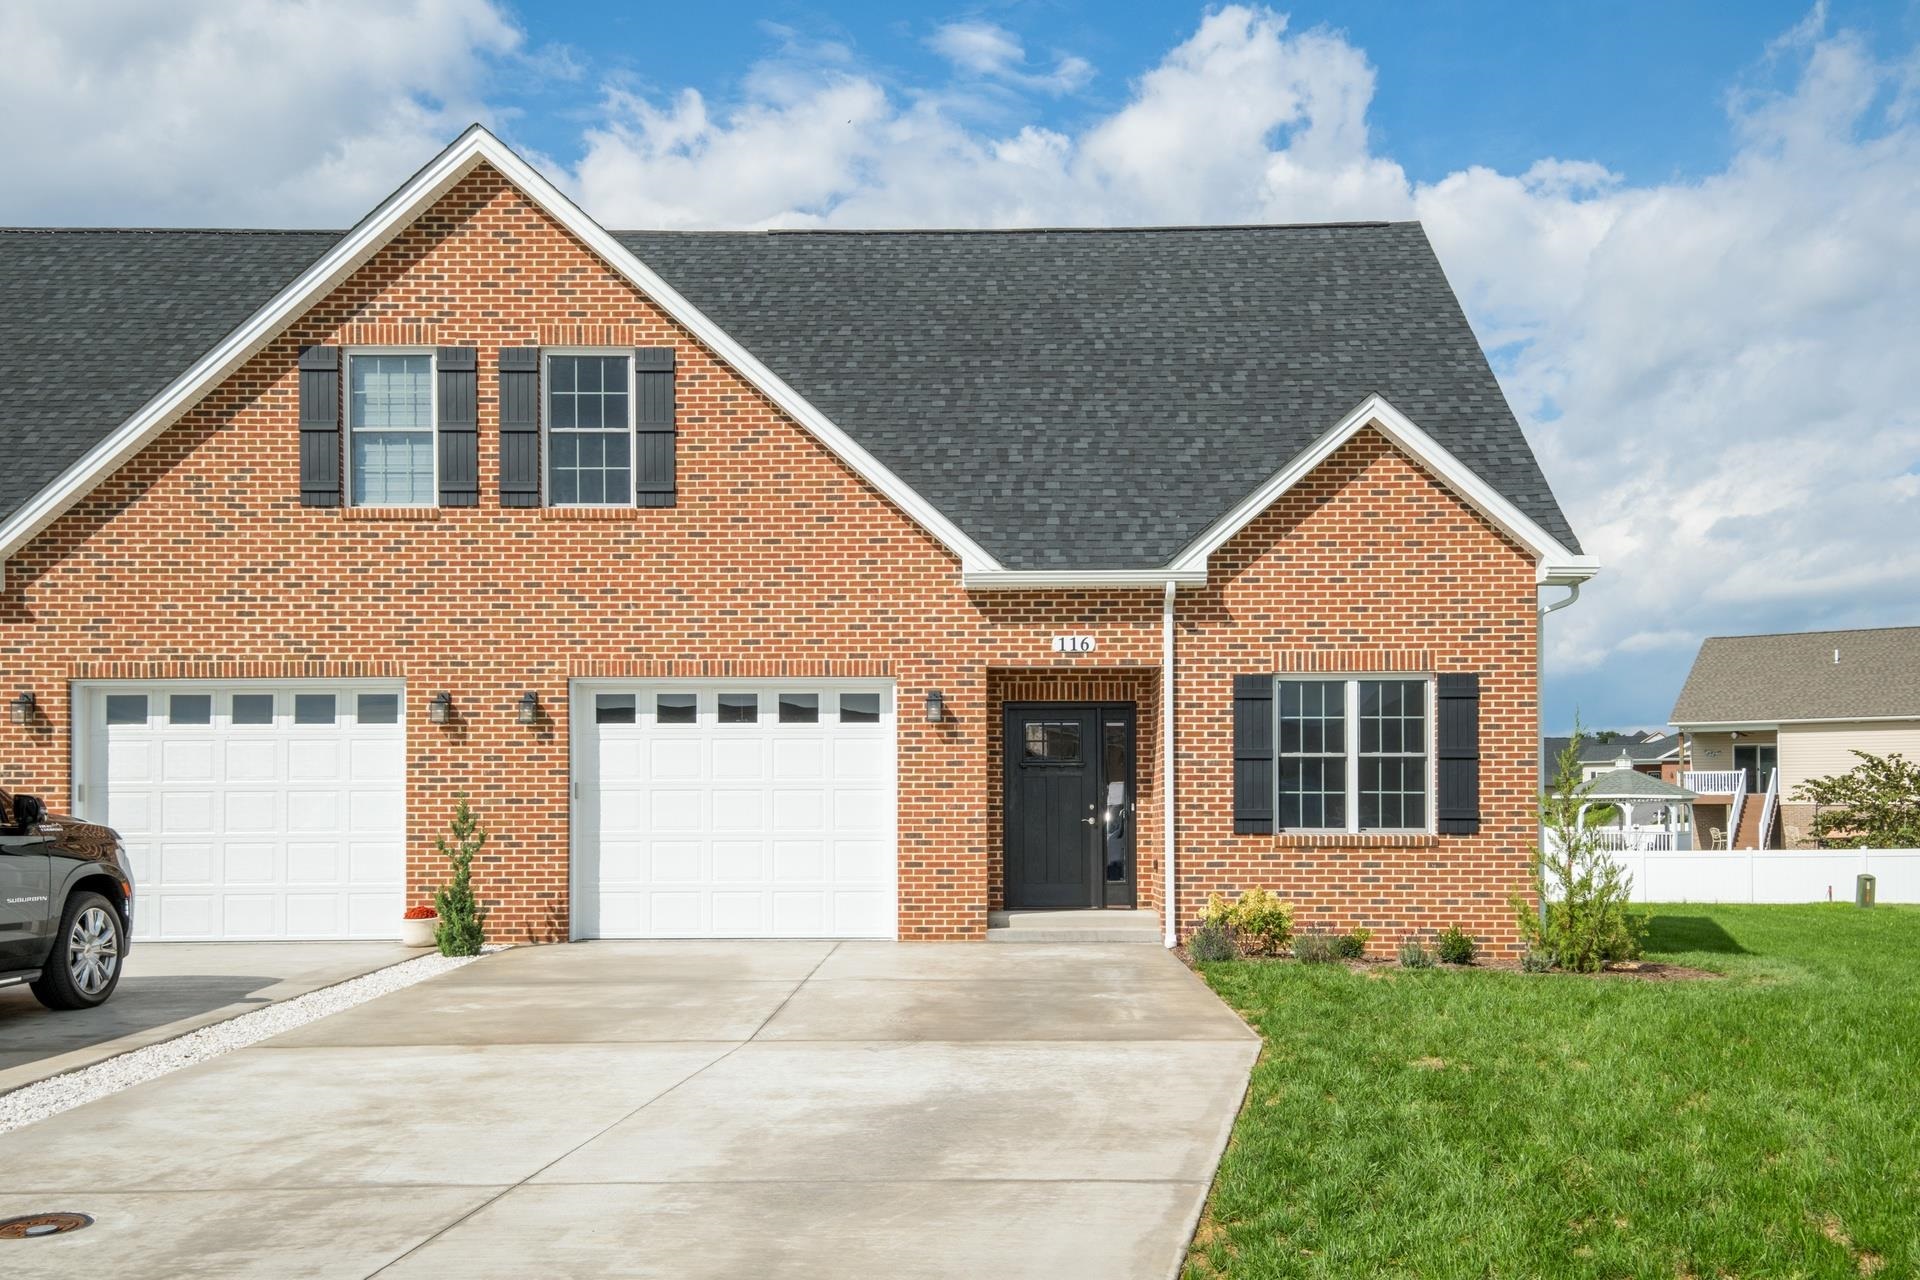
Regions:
[[986, 908, 1163, 943]]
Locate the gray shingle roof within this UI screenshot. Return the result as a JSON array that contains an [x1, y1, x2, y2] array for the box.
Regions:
[[1582, 767, 1697, 802], [0, 221, 1579, 570], [0, 228, 338, 529], [1671, 626, 1920, 725]]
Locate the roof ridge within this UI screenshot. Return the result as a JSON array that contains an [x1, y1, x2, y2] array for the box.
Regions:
[[1704, 624, 1920, 641], [614, 221, 1414, 237]]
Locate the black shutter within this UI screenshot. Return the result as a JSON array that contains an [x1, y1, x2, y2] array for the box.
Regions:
[[498, 347, 541, 508], [1233, 675, 1275, 834], [1436, 673, 1481, 834], [634, 346, 676, 507], [436, 346, 478, 507], [298, 345, 340, 507]]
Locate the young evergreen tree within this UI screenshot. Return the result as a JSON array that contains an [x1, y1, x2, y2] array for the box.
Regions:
[[434, 793, 487, 957]]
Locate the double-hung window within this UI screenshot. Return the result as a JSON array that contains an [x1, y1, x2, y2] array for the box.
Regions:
[[546, 352, 634, 506], [1277, 677, 1431, 833], [347, 352, 435, 506]]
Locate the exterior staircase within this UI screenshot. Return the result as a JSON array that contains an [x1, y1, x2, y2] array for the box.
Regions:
[[1731, 801, 1766, 851], [986, 908, 1162, 943]]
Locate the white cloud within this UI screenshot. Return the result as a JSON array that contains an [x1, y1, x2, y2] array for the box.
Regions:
[[928, 21, 1094, 94], [0, 0, 521, 226], [2, 3, 1913, 727]]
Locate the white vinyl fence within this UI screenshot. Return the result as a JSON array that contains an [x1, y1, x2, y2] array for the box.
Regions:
[[1597, 849, 1920, 904]]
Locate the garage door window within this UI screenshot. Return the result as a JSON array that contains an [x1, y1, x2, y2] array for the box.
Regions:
[[655, 693, 696, 724], [231, 693, 275, 725], [106, 694, 147, 725], [718, 693, 758, 723], [595, 693, 637, 725], [839, 692, 880, 724], [294, 694, 336, 725], [779, 693, 819, 723], [357, 693, 400, 725], [169, 694, 213, 725]]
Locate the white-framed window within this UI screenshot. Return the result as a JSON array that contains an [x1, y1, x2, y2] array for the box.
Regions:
[[1277, 676, 1433, 833], [345, 349, 436, 507], [545, 350, 635, 506]]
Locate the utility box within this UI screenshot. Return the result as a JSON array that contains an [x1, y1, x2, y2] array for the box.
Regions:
[[1856, 874, 1876, 908]]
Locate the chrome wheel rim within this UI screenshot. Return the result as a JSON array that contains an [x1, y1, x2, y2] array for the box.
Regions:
[[67, 907, 119, 996]]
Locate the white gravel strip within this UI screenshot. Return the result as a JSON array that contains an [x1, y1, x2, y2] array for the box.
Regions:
[[0, 948, 495, 1136]]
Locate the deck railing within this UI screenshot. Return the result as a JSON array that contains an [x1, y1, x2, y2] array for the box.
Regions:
[[1682, 770, 1745, 794], [1550, 828, 1684, 853], [1756, 768, 1781, 849]]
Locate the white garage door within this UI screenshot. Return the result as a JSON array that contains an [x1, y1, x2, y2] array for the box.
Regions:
[[79, 682, 406, 941], [573, 681, 897, 938]]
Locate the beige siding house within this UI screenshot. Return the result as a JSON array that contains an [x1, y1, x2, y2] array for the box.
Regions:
[[1671, 627, 1920, 849]]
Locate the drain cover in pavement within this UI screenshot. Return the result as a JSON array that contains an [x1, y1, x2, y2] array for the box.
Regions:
[[0, 1213, 94, 1239]]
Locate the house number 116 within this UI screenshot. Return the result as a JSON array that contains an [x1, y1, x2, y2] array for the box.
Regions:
[[1051, 635, 1097, 654]]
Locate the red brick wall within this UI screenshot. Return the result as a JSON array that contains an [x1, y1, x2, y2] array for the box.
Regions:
[[0, 163, 1542, 950]]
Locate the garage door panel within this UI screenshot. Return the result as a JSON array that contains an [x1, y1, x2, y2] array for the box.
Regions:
[[224, 843, 276, 884], [578, 682, 896, 939], [161, 740, 216, 782], [224, 740, 280, 781], [89, 682, 404, 941], [711, 841, 763, 882], [162, 790, 217, 833]]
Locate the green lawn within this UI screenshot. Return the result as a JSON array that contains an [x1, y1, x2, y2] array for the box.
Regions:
[[1187, 905, 1920, 1279]]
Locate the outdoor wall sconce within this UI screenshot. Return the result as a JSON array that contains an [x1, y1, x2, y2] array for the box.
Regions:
[[428, 691, 453, 725], [517, 690, 540, 725], [8, 690, 35, 726], [924, 689, 945, 723]]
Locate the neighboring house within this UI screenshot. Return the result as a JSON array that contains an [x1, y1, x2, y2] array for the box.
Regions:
[[1542, 731, 1681, 783], [1671, 626, 1920, 850], [0, 127, 1595, 951]]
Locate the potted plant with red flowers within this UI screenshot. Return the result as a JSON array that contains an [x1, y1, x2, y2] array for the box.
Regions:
[[400, 904, 438, 948]]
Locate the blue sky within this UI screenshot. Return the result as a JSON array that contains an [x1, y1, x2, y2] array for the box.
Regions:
[[499, 0, 1913, 188], [3, 1, 1917, 734]]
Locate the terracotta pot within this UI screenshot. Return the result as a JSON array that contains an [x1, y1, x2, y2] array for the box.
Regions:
[[399, 915, 438, 948]]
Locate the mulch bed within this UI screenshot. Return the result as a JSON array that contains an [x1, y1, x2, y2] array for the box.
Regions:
[[1176, 948, 1720, 981]]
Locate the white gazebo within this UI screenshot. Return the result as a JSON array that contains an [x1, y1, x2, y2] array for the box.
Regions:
[[1576, 754, 1700, 851]]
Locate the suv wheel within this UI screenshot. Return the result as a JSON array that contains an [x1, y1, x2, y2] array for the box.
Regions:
[[31, 892, 125, 1010]]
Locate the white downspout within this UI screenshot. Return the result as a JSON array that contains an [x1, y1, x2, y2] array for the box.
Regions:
[[1538, 581, 1582, 929], [1163, 579, 1177, 948]]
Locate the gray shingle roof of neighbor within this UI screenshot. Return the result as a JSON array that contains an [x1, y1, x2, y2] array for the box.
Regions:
[[1670, 626, 1920, 725], [0, 221, 1581, 570], [1581, 767, 1697, 802]]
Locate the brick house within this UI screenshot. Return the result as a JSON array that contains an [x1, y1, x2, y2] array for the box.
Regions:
[[0, 127, 1596, 952]]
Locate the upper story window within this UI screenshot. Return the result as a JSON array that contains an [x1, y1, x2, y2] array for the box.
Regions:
[[347, 351, 435, 506], [1277, 676, 1431, 833], [546, 353, 634, 506]]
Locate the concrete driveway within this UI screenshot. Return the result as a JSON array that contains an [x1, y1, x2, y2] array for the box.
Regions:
[[0, 940, 1256, 1279], [0, 942, 417, 1093]]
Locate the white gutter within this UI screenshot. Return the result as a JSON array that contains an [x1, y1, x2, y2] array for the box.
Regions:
[[1162, 578, 1178, 948], [963, 568, 1207, 591]]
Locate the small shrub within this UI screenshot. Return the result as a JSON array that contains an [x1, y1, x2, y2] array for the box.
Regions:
[[433, 793, 488, 957], [1201, 888, 1295, 957], [1398, 939, 1436, 969], [1521, 949, 1554, 974], [1436, 925, 1477, 965], [1292, 932, 1340, 963], [1188, 922, 1237, 963], [1517, 724, 1648, 972], [1335, 928, 1373, 959]]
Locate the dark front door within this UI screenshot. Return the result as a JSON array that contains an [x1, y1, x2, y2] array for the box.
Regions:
[[1004, 704, 1136, 910]]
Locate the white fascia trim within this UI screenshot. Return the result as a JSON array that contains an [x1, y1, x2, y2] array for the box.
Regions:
[[962, 568, 1208, 591], [0, 124, 1002, 581], [1165, 394, 1599, 586]]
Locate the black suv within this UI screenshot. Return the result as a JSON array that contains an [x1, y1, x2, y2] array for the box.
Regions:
[[1, 787, 134, 1009]]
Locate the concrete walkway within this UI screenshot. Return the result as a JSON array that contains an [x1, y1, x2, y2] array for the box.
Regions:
[[0, 940, 1256, 1279], [0, 941, 417, 1093]]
